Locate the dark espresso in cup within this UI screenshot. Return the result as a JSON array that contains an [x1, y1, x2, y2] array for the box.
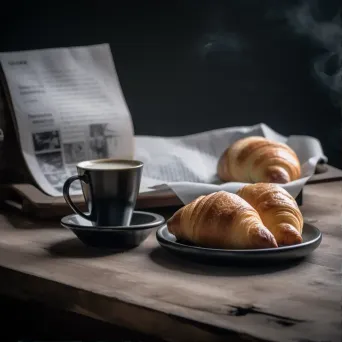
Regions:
[[63, 159, 143, 227]]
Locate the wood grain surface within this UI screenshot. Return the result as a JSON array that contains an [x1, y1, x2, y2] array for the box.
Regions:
[[0, 181, 341, 342]]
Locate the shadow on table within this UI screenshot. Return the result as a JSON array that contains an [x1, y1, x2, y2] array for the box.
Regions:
[[0, 206, 61, 230], [148, 246, 306, 277], [47, 237, 130, 258]]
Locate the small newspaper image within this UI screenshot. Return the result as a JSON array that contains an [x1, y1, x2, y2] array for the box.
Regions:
[[0, 44, 134, 196]]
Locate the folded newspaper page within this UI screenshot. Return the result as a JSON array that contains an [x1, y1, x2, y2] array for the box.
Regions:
[[0, 44, 134, 196], [135, 123, 326, 203]]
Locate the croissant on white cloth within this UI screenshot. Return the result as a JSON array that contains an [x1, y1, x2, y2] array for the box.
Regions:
[[217, 136, 301, 184]]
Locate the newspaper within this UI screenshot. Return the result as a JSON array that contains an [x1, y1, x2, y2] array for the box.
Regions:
[[0, 44, 134, 196], [0, 44, 326, 203], [135, 123, 326, 204]]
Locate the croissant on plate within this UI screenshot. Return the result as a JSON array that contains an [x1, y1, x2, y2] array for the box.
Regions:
[[237, 183, 303, 246], [217, 136, 301, 184], [167, 191, 278, 249]]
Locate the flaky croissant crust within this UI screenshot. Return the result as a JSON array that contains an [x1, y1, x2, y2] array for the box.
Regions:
[[237, 183, 303, 246], [167, 191, 278, 249], [217, 136, 301, 184]]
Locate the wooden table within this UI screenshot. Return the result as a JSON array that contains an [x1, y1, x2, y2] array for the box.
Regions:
[[0, 181, 341, 342]]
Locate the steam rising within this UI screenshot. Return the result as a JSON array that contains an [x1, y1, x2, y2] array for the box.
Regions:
[[285, 1, 342, 101], [201, 32, 247, 56], [200, 1, 341, 105]]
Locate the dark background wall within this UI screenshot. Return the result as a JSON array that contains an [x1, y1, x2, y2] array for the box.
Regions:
[[0, 0, 341, 168]]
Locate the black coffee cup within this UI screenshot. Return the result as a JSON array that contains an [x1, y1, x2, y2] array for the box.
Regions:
[[63, 159, 143, 227]]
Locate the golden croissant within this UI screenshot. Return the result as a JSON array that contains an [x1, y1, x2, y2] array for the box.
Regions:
[[217, 136, 301, 184], [167, 191, 278, 249], [237, 183, 303, 246]]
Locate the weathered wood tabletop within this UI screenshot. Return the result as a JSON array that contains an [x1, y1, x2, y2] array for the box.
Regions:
[[0, 181, 341, 342]]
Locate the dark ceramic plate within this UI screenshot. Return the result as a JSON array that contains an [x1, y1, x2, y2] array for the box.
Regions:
[[61, 211, 165, 249], [156, 223, 322, 264]]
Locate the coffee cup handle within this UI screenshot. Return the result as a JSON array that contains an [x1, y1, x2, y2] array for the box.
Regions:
[[63, 175, 92, 221]]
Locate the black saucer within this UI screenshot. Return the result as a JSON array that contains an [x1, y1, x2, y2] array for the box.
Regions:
[[61, 211, 165, 249]]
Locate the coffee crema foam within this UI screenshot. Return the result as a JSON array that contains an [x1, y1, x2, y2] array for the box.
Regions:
[[79, 160, 141, 170]]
